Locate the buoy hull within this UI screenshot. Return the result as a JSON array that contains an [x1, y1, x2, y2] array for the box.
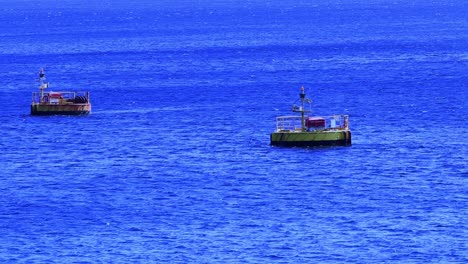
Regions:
[[30, 104, 91, 116], [271, 130, 351, 147]]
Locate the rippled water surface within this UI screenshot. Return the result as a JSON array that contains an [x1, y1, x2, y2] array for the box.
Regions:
[[0, 1, 467, 263]]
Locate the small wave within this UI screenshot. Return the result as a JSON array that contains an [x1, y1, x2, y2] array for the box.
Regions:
[[93, 106, 195, 115]]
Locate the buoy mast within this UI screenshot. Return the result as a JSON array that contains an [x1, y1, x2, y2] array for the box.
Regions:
[[292, 86, 311, 131], [39, 68, 48, 103]]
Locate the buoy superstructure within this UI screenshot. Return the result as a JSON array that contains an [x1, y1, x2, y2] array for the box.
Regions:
[[270, 86, 351, 147], [31, 69, 91, 115]]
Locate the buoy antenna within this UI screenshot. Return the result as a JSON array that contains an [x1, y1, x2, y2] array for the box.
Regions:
[[38, 68, 48, 103]]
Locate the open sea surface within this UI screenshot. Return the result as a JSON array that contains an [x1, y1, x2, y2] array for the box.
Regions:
[[0, 0, 467, 263]]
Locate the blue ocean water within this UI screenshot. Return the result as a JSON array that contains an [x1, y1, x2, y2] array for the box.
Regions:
[[0, 0, 467, 262]]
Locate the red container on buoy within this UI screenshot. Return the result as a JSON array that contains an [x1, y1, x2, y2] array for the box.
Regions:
[[306, 117, 325, 127]]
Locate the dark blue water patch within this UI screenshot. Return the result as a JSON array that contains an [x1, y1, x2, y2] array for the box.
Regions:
[[0, 1, 467, 263]]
